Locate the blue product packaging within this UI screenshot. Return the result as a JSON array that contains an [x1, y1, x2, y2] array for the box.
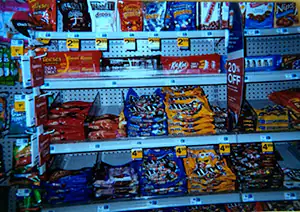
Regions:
[[220, 55, 227, 73], [143, 1, 166, 31], [245, 3, 274, 29], [172, 2, 197, 31], [163, 2, 174, 31], [245, 55, 282, 72]]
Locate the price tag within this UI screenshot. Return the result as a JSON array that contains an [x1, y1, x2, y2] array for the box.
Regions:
[[260, 135, 272, 142], [14, 95, 25, 112], [242, 194, 254, 202], [50, 146, 55, 154], [131, 148, 143, 160], [285, 73, 299, 80], [95, 38, 108, 51], [219, 144, 230, 155], [66, 38, 79, 49], [11, 40, 24, 57], [36, 38, 50, 45], [284, 192, 297, 200], [16, 189, 31, 197], [97, 205, 110, 212], [147, 200, 158, 207], [124, 38, 136, 51], [148, 38, 160, 50], [190, 197, 202, 205], [175, 146, 187, 158], [262, 142, 273, 153], [276, 28, 289, 34], [177, 37, 189, 50]]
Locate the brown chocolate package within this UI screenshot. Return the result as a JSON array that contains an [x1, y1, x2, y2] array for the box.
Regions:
[[275, 3, 299, 28], [281, 55, 300, 70]]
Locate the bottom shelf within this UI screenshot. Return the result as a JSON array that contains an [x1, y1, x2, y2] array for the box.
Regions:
[[42, 191, 300, 212]]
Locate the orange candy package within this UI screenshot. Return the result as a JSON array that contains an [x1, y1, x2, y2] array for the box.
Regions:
[[118, 0, 143, 31]]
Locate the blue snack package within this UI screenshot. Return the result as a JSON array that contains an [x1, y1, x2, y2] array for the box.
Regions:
[[245, 3, 274, 29], [143, 1, 166, 31], [163, 1, 174, 31], [220, 55, 227, 73], [138, 148, 186, 191], [172, 2, 197, 31], [245, 55, 282, 72]]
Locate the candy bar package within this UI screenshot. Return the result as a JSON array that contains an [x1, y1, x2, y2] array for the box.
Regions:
[[263, 201, 300, 211], [239, 2, 247, 26], [275, 3, 299, 28], [87, 0, 117, 32], [221, 2, 229, 29], [118, 0, 143, 31], [281, 54, 300, 70], [171, 2, 197, 31], [42, 51, 102, 78], [138, 148, 187, 196], [225, 202, 264, 212], [245, 3, 274, 29], [163, 1, 174, 31], [0, 93, 8, 135], [161, 55, 221, 75], [143, 1, 166, 32], [28, 0, 57, 31], [200, 2, 221, 30], [58, 0, 91, 32], [245, 55, 282, 72]]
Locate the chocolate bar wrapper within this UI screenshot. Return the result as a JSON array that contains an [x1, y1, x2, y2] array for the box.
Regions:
[[275, 3, 299, 28], [245, 3, 274, 29], [200, 2, 221, 30]]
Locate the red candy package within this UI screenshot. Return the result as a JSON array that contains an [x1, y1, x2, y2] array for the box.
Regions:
[[118, 0, 143, 31], [161, 54, 221, 75], [28, 0, 57, 31]]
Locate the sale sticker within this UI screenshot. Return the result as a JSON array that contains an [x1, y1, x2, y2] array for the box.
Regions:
[[176, 146, 187, 158], [66, 38, 79, 49], [96, 38, 108, 51], [219, 144, 230, 155], [131, 148, 143, 160], [124, 38, 136, 51], [177, 37, 189, 50], [262, 142, 273, 153], [148, 38, 160, 50]]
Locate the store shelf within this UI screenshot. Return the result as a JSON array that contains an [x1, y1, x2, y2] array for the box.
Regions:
[[237, 131, 300, 143], [244, 27, 300, 36], [49, 131, 300, 154], [41, 70, 300, 89], [34, 27, 300, 40], [50, 134, 235, 154], [241, 190, 300, 202], [34, 30, 225, 40]]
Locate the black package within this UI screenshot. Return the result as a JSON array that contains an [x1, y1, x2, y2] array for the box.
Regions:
[[281, 55, 300, 70], [58, 0, 91, 32]]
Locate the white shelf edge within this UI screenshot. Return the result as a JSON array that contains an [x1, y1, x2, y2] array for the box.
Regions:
[[241, 190, 300, 202], [41, 70, 300, 89], [50, 131, 300, 154], [35, 27, 300, 40]]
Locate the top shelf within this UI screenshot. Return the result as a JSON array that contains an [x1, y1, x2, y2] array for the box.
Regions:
[[34, 27, 300, 40]]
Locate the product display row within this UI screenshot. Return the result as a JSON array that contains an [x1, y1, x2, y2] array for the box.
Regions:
[[1, 1, 299, 39]]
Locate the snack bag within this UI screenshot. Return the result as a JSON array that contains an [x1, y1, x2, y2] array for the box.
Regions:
[[28, 0, 57, 31], [275, 3, 299, 28], [239, 2, 247, 26], [58, 0, 91, 32], [143, 1, 166, 32], [171, 2, 197, 31], [245, 3, 274, 29], [200, 2, 221, 30], [163, 1, 174, 31], [118, 0, 143, 31], [87, 0, 117, 32], [281, 55, 300, 70], [221, 2, 229, 29]]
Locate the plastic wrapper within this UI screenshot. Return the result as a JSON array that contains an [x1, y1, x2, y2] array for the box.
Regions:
[[245, 3, 274, 29], [87, 0, 117, 32], [275, 3, 299, 28], [200, 2, 221, 30], [143, 1, 166, 32], [118, 0, 143, 31], [161, 55, 221, 75], [28, 0, 57, 31], [58, 0, 91, 32]]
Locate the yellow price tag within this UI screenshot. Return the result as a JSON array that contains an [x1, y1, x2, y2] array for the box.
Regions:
[[66, 39, 79, 49], [11, 40, 24, 57], [176, 146, 187, 158], [95, 38, 108, 51], [148, 38, 160, 50], [14, 101, 25, 112], [262, 142, 273, 153], [177, 37, 189, 49], [131, 148, 143, 160], [219, 144, 230, 155], [124, 38, 136, 51], [37, 38, 50, 45]]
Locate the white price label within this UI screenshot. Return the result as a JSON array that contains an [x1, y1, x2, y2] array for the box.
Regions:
[[148, 38, 160, 50], [242, 194, 254, 202], [97, 205, 110, 212], [276, 28, 289, 34], [16, 189, 31, 197], [50, 145, 55, 153], [244, 76, 249, 83], [124, 38, 136, 51], [285, 73, 299, 80], [147, 200, 158, 207], [260, 135, 272, 142], [67, 33, 79, 38], [190, 197, 202, 205], [89, 144, 100, 150], [218, 136, 229, 143], [285, 192, 297, 200], [96, 38, 108, 51], [165, 79, 176, 86]]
